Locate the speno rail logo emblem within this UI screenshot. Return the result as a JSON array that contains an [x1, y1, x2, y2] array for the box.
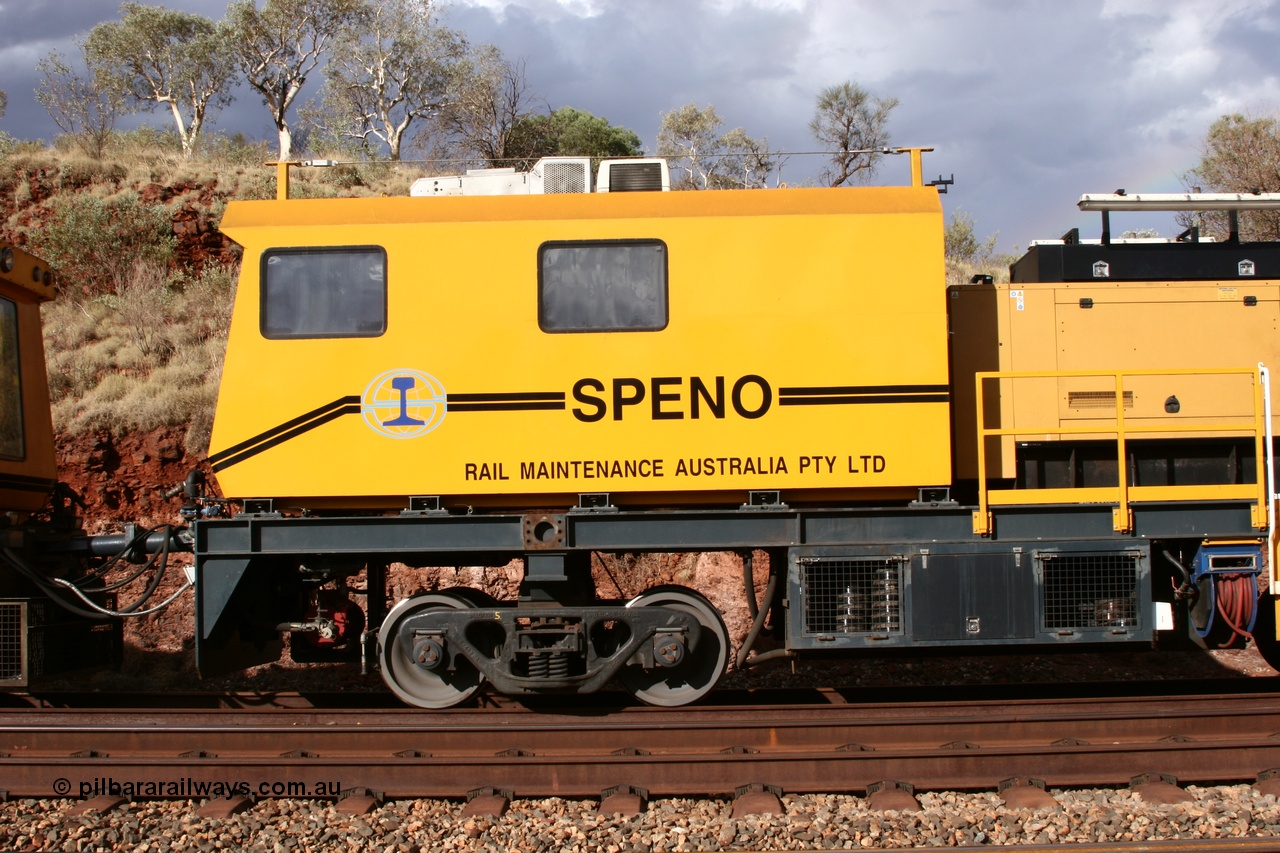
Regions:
[[361, 369, 447, 439]]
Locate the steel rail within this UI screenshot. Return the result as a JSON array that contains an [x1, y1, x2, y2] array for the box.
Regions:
[[978, 843, 1280, 853], [2, 691, 1280, 799]]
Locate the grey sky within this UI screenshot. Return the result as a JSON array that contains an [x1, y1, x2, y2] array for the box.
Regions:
[[2, 0, 1278, 252]]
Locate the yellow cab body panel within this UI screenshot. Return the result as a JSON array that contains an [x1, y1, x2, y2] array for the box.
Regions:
[[211, 185, 950, 508], [0, 244, 57, 513], [951, 265, 1280, 483]]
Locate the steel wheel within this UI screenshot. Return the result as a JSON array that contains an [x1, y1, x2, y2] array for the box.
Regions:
[[379, 591, 483, 708], [619, 585, 728, 707], [438, 586, 499, 609]]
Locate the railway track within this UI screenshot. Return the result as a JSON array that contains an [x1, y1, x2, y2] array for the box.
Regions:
[[2, 684, 1280, 806]]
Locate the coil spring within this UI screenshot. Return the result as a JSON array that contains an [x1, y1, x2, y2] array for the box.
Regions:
[[525, 652, 570, 679], [546, 652, 570, 678]]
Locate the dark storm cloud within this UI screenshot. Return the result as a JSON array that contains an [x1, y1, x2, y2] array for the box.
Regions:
[[471, 1, 1280, 246], [0, 0, 124, 48], [2, 0, 1280, 250], [446, 0, 814, 152], [0, 0, 244, 143]]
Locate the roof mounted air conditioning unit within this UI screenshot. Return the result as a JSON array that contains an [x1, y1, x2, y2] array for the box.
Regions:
[[530, 158, 591, 194], [597, 159, 670, 193]]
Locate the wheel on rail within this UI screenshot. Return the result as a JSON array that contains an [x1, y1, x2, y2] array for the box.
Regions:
[[379, 590, 485, 709], [1252, 592, 1280, 672], [619, 585, 729, 707]]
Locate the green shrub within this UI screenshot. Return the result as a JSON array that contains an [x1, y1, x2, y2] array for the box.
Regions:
[[50, 134, 87, 156], [46, 330, 119, 406], [288, 177, 345, 199], [28, 191, 176, 298], [20, 139, 412, 452]]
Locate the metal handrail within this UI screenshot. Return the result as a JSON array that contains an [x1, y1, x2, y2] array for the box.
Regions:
[[973, 366, 1268, 536]]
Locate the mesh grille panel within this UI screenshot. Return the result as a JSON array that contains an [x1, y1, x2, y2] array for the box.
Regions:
[[0, 602, 22, 684], [1067, 390, 1134, 409], [802, 558, 903, 635], [0, 597, 120, 687], [1040, 553, 1141, 629], [543, 162, 587, 194], [607, 162, 664, 192]]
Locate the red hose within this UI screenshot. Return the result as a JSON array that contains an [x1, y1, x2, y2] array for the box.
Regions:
[[1213, 573, 1255, 647]]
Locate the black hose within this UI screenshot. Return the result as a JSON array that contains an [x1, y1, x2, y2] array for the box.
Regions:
[[4, 523, 177, 617], [85, 527, 185, 560], [91, 552, 162, 592], [75, 525, 157, 584], [735, 563, 778, 670], [85, 539, 162, 591], [738, 647, 795, 668], [1162, 549, 1197, 600], [742, 551, 758, 621], [76, 526, 175, 596], [115, 527, 171, 612], [1, 548, 112, 620]]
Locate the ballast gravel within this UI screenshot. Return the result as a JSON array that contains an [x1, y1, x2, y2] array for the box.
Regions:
[[3, 785, 1280, 852]]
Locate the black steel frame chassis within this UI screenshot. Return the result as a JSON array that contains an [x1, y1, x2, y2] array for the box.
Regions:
[[194, 498, 1258, 655], [196, 499, 1256, 560]]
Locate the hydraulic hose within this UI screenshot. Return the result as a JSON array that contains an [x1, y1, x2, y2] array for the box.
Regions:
[[742, 550, 758, 621], [1213, 573, 1255, 647], [1161, 549, 1196, 600], [735, 560, 779, 670], [1, 523, 191, 619]]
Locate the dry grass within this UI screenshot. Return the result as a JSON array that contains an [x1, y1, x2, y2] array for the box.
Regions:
[[43, 260, 236, 453], [946, 256, 1018, 287], [8, 131, 429, 456]]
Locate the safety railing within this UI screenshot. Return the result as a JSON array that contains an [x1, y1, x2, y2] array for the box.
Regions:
[[973, 366, 1270, 536]]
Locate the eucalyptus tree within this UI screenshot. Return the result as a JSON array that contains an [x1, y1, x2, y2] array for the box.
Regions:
[[84, 3, 237, 159], [316, 0, 466, 160], [656, 103, 776, 189], [655, 103, 721, 189], [226, 0, 368, 160], [35, 45, 126, 159]]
